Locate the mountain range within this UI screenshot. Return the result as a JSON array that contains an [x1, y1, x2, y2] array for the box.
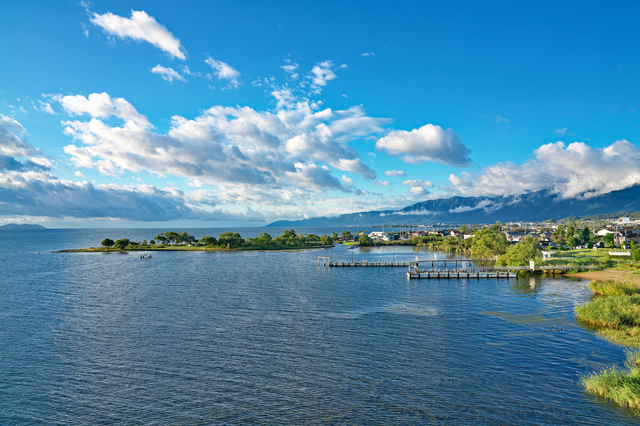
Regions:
[[267, 185, 640, 227], [0, 223, 47, 230]]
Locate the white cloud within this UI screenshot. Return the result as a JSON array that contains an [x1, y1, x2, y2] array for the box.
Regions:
[[342, 174, 354, 186], [446, 140, 640, 199], [554, 127, 568, 135], [205, 57, 240, 88], [376, 123, 471, 166], [74, 170, 85, 178], [38, 100, 55, 114], [90, 10, 186, 60], [409, 187, 425, 194], [402, 179, 434, 188], [385, 170, 406, 176], [361, 52, 375, 57], [309, 61, 337, 94], [496, 115, 509, 122], [54, 92, 151, 127], [374, 180, 390, 186], [0, 115, 40, 157], [151, 65, 186, 82]]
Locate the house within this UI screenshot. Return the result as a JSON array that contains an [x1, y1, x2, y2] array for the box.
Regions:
[[450, 230, 463, 238], [368, 231, 390, 241], [541, 251, 554, 260], [596, 229, 615, 237], [504, 231, 524, 243]]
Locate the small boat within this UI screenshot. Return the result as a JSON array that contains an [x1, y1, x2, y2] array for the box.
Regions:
[[140, 251, 152, 259]]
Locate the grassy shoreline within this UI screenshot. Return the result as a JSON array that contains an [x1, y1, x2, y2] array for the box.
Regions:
[[574, 276, 640, 412], [55, 244, 334, 253]]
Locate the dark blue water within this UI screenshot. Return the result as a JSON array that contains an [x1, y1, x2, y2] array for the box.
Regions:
[[0, 229, 636, 424]]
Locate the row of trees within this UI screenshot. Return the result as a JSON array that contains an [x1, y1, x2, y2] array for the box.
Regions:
[[101, 229, 335, 250]]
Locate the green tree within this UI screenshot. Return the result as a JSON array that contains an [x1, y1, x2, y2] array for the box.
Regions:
[[101, 238, 115, 248], [566, 224, 575, 237], [581, 226, 592, 243], [320, 235, 334, 245], [331, 232, 338, 239], [199, 236, 217, 246], [603, 233, 615, 247], [155, 233, 167, 245], [341, 231, 353, 240], [566, 235, 579, 248], [150, 239, 156, 245], [142, 240, 147, 246], [114, 238, 130, 250], [218, 232, 244, 248], [358, 234, 373, 246], [470, 228, 509, 258], [165, 231, 178, 245], [496, 236, 541, 266]]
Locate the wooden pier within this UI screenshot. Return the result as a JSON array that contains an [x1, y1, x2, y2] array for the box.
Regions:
[[317, 256, 600, 280], [407, 270, 516, 279]]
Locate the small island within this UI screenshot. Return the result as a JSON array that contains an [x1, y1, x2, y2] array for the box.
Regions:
[[0, 223, 47, 230], [57, 229, 335, 252]]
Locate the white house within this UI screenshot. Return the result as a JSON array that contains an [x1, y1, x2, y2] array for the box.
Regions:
[[596, 229, 615, 236], [368, 231, 390, 241]]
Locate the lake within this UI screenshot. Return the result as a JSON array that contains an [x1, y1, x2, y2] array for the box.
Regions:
[[0, 228, 636, 424]]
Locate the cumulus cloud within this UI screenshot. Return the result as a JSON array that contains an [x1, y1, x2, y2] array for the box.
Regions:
[[385, 170, 406, 176], [554, 127, 568, 135], [342, 174, 354, 186], [376, 124, 471, 166], [402, 179, 434, 188], [151, 65, 186, 82], [205, 57, 240, 88], [409, 187, 426, 194], [0, 115, 40, 157], [90, 10, 187, 60], [374, 180, 390, 186], [446, 140, 640, 199], [54, 92, 151, 127]]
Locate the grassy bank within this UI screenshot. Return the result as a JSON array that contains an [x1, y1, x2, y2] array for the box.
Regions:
[[581, 350, 640, 411], [576, 279, 640, 411]]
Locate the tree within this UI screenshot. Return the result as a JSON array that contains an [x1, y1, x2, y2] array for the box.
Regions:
[[358, 234, 373, 246], [566, 235, 579, 248], [581, 226, 592, 243], [341, 231, 353, 240], [470, 228, 509, 258], [218, 231, 244, 248], [496, 236, 541, 266], [603, 233, 615, 247], [199, 236, 217, 246], [142, 240, 147, 246], [331, 232, 338, 239], [320, 235, 333, 245], [155, 233, 167, 245], [165, 231, 178, 245], [150, 240, 156, 245], [101, 238, 115, 248], [114, 238, 130, 250], [566, 224, 575, 237]]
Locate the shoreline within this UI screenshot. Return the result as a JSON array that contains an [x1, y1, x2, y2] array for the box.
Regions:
[[54, 244, 334, 253]]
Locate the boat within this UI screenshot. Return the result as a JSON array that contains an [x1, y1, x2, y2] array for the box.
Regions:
[[140, 251, 152, 259]]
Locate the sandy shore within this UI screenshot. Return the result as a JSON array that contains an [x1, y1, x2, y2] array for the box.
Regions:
[[564, 269, 640, 285]]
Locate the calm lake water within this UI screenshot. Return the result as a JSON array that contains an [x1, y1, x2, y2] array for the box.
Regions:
[[0, 228, 637, 424]]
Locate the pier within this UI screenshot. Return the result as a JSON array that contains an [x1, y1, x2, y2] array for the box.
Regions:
[[318, 256, 601, 279]]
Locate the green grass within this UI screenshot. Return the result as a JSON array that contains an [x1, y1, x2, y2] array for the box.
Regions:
[[588, 280, 640, 297], [580, 350, 640, 412]]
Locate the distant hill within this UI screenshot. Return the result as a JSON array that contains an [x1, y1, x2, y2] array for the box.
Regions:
[[266, 185, 640, 227], [0, 223, 47, 230]]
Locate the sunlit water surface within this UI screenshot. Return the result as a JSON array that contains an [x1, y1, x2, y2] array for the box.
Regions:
[[0, 228, 636, 424]]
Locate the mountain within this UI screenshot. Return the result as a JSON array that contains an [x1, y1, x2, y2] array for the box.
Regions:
[[0, 223, 47, 230], [266, 185, 640, 227]]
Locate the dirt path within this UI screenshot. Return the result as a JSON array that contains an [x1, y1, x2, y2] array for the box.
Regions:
[[564, 269, 640, 285]]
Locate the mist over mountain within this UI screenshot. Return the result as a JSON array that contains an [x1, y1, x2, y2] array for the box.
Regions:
[[267, 185, 640, 227]]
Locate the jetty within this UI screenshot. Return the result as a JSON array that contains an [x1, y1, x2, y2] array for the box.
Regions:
[[318, 256, 601, 279]]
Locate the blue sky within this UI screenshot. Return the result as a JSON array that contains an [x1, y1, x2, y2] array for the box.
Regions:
[[1, 0, 640, 227]]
